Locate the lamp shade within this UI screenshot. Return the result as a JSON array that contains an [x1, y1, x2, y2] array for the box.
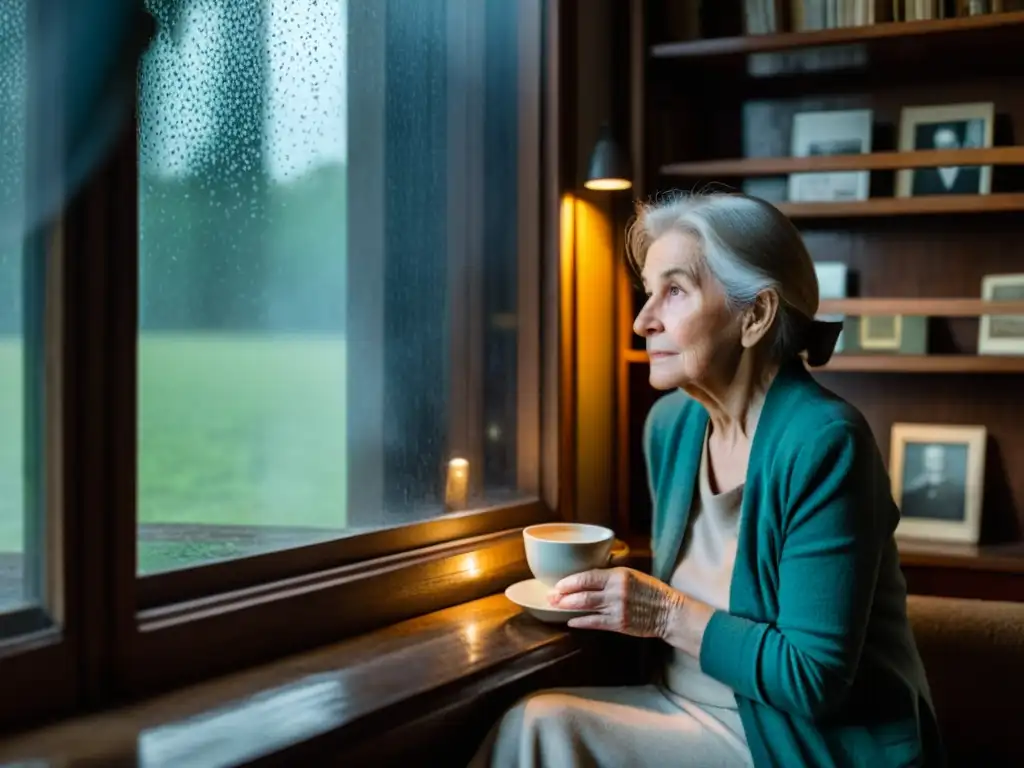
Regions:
[[584, 126, 632, 191]]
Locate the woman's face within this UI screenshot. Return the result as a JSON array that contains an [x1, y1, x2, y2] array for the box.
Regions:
[[633, 231, 740, 391]]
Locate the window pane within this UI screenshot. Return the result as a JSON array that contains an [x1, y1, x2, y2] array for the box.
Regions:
[[138, 0, 532, 574], [0, 0, 30, 612]]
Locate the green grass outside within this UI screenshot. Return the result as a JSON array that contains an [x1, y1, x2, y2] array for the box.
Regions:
[[0, 338, 23, 555], [1, 335, 348, 570]]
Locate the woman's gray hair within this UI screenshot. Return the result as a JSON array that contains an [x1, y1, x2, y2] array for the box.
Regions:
[[626, 191, 835, 366]]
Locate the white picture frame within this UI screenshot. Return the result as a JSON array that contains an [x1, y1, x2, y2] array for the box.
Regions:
[[859, 315, 902, 351], [978, 273, 1024, 355], [813, 261, 848, 353], [896, 102, 994, 198], [890, 423, 986, 544], [789, 109, 873, 203]]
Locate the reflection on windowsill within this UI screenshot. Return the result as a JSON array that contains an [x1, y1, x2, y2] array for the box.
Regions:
[[138, 675, 346, 768]]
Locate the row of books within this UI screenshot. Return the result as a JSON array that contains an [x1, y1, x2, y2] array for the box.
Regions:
[[744, 0, 1024, 35]]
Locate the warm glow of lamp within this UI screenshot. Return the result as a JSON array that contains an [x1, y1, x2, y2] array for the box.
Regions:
[[461, 619, 483, 664], [583, 177, 632, 191], [583, 124, 632, 192], [446, 457, 470, 511], [463, 553, 482, 579]]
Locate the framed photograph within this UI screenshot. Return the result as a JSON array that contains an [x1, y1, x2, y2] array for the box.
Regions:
[[788, 109, 873, 202], [814, 262, 848, 353], [978, 273, 1024, 355], [859, 314, 902, 350], [896, 103, 994, 197], [890, 423, 986, 544]]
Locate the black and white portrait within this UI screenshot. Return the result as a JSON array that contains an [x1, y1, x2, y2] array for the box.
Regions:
[[789, 109, 872, 202], [899, 442, 969, 522], [897, 103, 994, 198], [890, 423, 986, 544], [910, 120, 986, 196]]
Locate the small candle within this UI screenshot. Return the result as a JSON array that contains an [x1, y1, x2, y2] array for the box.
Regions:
[[446, 457, 470, 511]]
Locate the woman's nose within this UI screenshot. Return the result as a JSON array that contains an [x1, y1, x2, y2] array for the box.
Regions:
[[633, 302, 663, 337]]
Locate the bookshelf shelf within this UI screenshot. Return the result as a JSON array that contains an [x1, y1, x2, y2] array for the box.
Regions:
[[661, 147, 1024, 177], [650, 11, 1024, 60], [817, 298, 1024, 316], [819, 355, 1024, 373], [623, 350, 1024, 374], [776, 193, 1024, 219]]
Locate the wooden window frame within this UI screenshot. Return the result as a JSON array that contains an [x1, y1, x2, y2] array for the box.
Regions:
[[41, 0, 566, 705], [0, 0, 79, 727], [0, 220, 77, 728]]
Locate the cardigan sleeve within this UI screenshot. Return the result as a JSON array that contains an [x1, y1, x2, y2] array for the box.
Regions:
[[698, 421, 886, 721]]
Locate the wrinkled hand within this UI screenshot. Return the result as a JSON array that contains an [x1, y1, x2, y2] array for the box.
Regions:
[[548, 567, 685, 638]]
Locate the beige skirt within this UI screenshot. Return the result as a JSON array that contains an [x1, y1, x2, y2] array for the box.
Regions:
[[467, 684, 753, 768]]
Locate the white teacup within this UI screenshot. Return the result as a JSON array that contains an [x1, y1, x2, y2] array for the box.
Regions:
[[523, 523, 615, 588]]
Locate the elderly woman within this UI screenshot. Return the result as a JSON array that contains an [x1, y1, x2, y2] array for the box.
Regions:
[[469, 192, 940, 767]]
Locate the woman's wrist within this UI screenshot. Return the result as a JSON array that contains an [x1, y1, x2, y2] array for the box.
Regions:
[[659, 590, 715, 658]]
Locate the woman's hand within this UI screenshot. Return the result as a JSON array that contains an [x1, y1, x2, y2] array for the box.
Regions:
[[548, 567, 683, 637], [549, 567, 715, 656]]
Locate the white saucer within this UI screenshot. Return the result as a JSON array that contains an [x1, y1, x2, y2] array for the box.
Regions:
[[504, 578, 593, 624]]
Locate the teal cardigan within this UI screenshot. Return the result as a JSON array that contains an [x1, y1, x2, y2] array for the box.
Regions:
[[644, 360, 942, 767]]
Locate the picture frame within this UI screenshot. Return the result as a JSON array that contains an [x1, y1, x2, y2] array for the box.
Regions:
[[896, 102, 994, 198], [859, 314, 902, 351], [813, 261, 848, 354], [789, 109, 873, 202], [978, 273, 1024, 355], [845, 314, 927, 355], [889, 423, 986, 544]]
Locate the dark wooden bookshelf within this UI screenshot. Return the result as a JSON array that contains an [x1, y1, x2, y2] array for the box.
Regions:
[[618, 1, 1024, 601]]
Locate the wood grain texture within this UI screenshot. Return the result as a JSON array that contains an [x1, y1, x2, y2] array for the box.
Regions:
[[819, 355, 1024, 373], [139, 502, 551, 609], [663, 147, 1024, 177], [778, 193, 1024, 218], [0, 595, 623, 766], [818, 298, 1024, 316], [125, 530, 539, 697]]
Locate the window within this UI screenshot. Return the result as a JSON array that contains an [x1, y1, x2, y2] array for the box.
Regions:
[[0, 0, 27, 615], [0, 0, 50, 632], [0, 0, 81, 727], [136, 0, 541, 575], [0, 0, 558, 718]]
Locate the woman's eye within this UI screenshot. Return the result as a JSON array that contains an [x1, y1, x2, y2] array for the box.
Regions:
[[668, 285, 683, 297]]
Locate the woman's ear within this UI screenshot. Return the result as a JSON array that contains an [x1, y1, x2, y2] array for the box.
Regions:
[[740, 290, 779, 349]]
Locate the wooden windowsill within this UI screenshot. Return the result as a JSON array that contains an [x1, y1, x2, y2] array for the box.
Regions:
[[0, 594, 609, 766]]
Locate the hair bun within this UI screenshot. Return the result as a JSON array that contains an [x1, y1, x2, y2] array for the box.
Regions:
[[802, 319, 843, 367]]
